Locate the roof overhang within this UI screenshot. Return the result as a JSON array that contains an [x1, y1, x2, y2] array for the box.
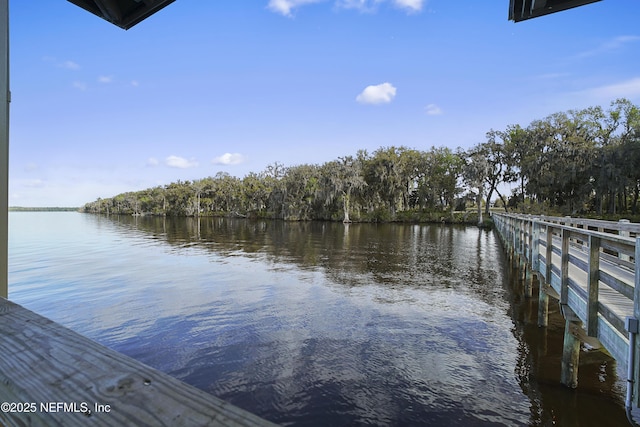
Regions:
[[509, 0, 601, 22], [66, 0, 176, 30]]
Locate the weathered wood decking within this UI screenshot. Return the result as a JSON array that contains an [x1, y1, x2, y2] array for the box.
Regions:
[[493, 213, 640, 405], [0, 298, 278, 427]]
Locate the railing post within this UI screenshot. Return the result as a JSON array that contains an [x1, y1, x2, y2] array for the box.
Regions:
[[0, 0, 8, 300], [563, 215, 572, 227], [513, 217, 518, 267], [546, 225, 553, 288], [532, 222, 540, 272], [587, 235, 600, 336], [633, 237, 640, 407], [560, 228, 570, 306], [520, 217, 525, 257], [527, 219, 533, 263], [520, 218, 526, 265], [538, 224, 553, 327], [524, 219, 533, 297], [620, 219, 631, 263], [507, 217, 516, 268]]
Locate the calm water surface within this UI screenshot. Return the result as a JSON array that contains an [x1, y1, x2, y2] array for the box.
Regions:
[[8, 212, 628, 426]]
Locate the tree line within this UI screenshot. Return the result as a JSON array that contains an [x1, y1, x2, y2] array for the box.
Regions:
[[83, 98, 640, 222]]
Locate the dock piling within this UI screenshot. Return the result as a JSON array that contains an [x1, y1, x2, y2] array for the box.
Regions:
[[561, 308, 583, 388], [538, 282, 549, 327], [524, 264, 533, 298]]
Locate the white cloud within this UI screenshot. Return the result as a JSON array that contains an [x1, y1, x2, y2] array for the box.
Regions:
[[60, 60, 80, 70], [165, 155, 199, 169], [131, 80, 140, 87], [98, 75, 114, 84], [146, 157, 159, 166], [73, 81, 88, 91], [43, 57, 80, 70], [356, 82, 397, 104], [532, 72, 570, 80], [269, 0, 425, 15], [24, 162, 39, 172], [392, 0, 424, 12], [425, 103, 442, 115], [267, 0, 325, 16], [573, 35, 640, 59], [340, 0, 425, 13], [339, 0, 383, 12], [212, 153, 246, 165], [23, 179, 45, 188], [581, 77, 640, 100]]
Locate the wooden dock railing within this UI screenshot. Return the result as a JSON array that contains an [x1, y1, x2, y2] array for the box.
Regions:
[[492, 213, 640, 408]]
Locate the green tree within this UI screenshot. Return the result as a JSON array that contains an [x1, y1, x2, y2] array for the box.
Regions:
[[463, 150, 489, 224], [476, 130, 511, 213], [320, 156, 366, 222]]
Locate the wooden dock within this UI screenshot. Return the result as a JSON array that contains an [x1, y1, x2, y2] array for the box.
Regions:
[[493, 213, 640, 406], [0, 297, 279, 427]]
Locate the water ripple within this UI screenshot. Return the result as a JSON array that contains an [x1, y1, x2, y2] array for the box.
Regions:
[[7, 213, 551, 425]]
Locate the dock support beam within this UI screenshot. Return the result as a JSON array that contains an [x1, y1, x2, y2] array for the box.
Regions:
[[524, 265, 533, 298], [561, 305, 582, 388], [538, 283, 549, 327], [0, 0, 9, 300]]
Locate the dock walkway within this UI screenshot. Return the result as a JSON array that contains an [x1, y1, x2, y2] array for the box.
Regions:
[[0, 298, 278, 427], [493, 213, 640, 407]]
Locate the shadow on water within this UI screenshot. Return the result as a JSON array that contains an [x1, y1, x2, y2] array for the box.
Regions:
[[502, 254, 628, 426], [30, 213, 630, 426]]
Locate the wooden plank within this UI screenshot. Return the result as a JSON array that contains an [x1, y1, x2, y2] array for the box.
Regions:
[[601, 239, 636, 259], [599, 269, 634, 300], [536, 219, 635, 247], [598, 300, 626, 337], [550, 235, 634, 299], [600, 251, 635, 273], [566, 281, 587, 321], [520, 214, 640, 234], [597, 314, 629, 370], [551, 250, 633, 334], [0, 298, 278, 427]]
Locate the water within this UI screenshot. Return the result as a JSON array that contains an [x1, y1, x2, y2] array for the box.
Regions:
[[7, 212, 628, 426]]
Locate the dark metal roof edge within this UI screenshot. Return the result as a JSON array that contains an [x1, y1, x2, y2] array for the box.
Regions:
[[66, 0, 176, 30], [509, 0, 602, 23], [121, 0, 176, 30]]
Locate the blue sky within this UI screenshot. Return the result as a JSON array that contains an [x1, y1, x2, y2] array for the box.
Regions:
[[8, 0, 640, 207]]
